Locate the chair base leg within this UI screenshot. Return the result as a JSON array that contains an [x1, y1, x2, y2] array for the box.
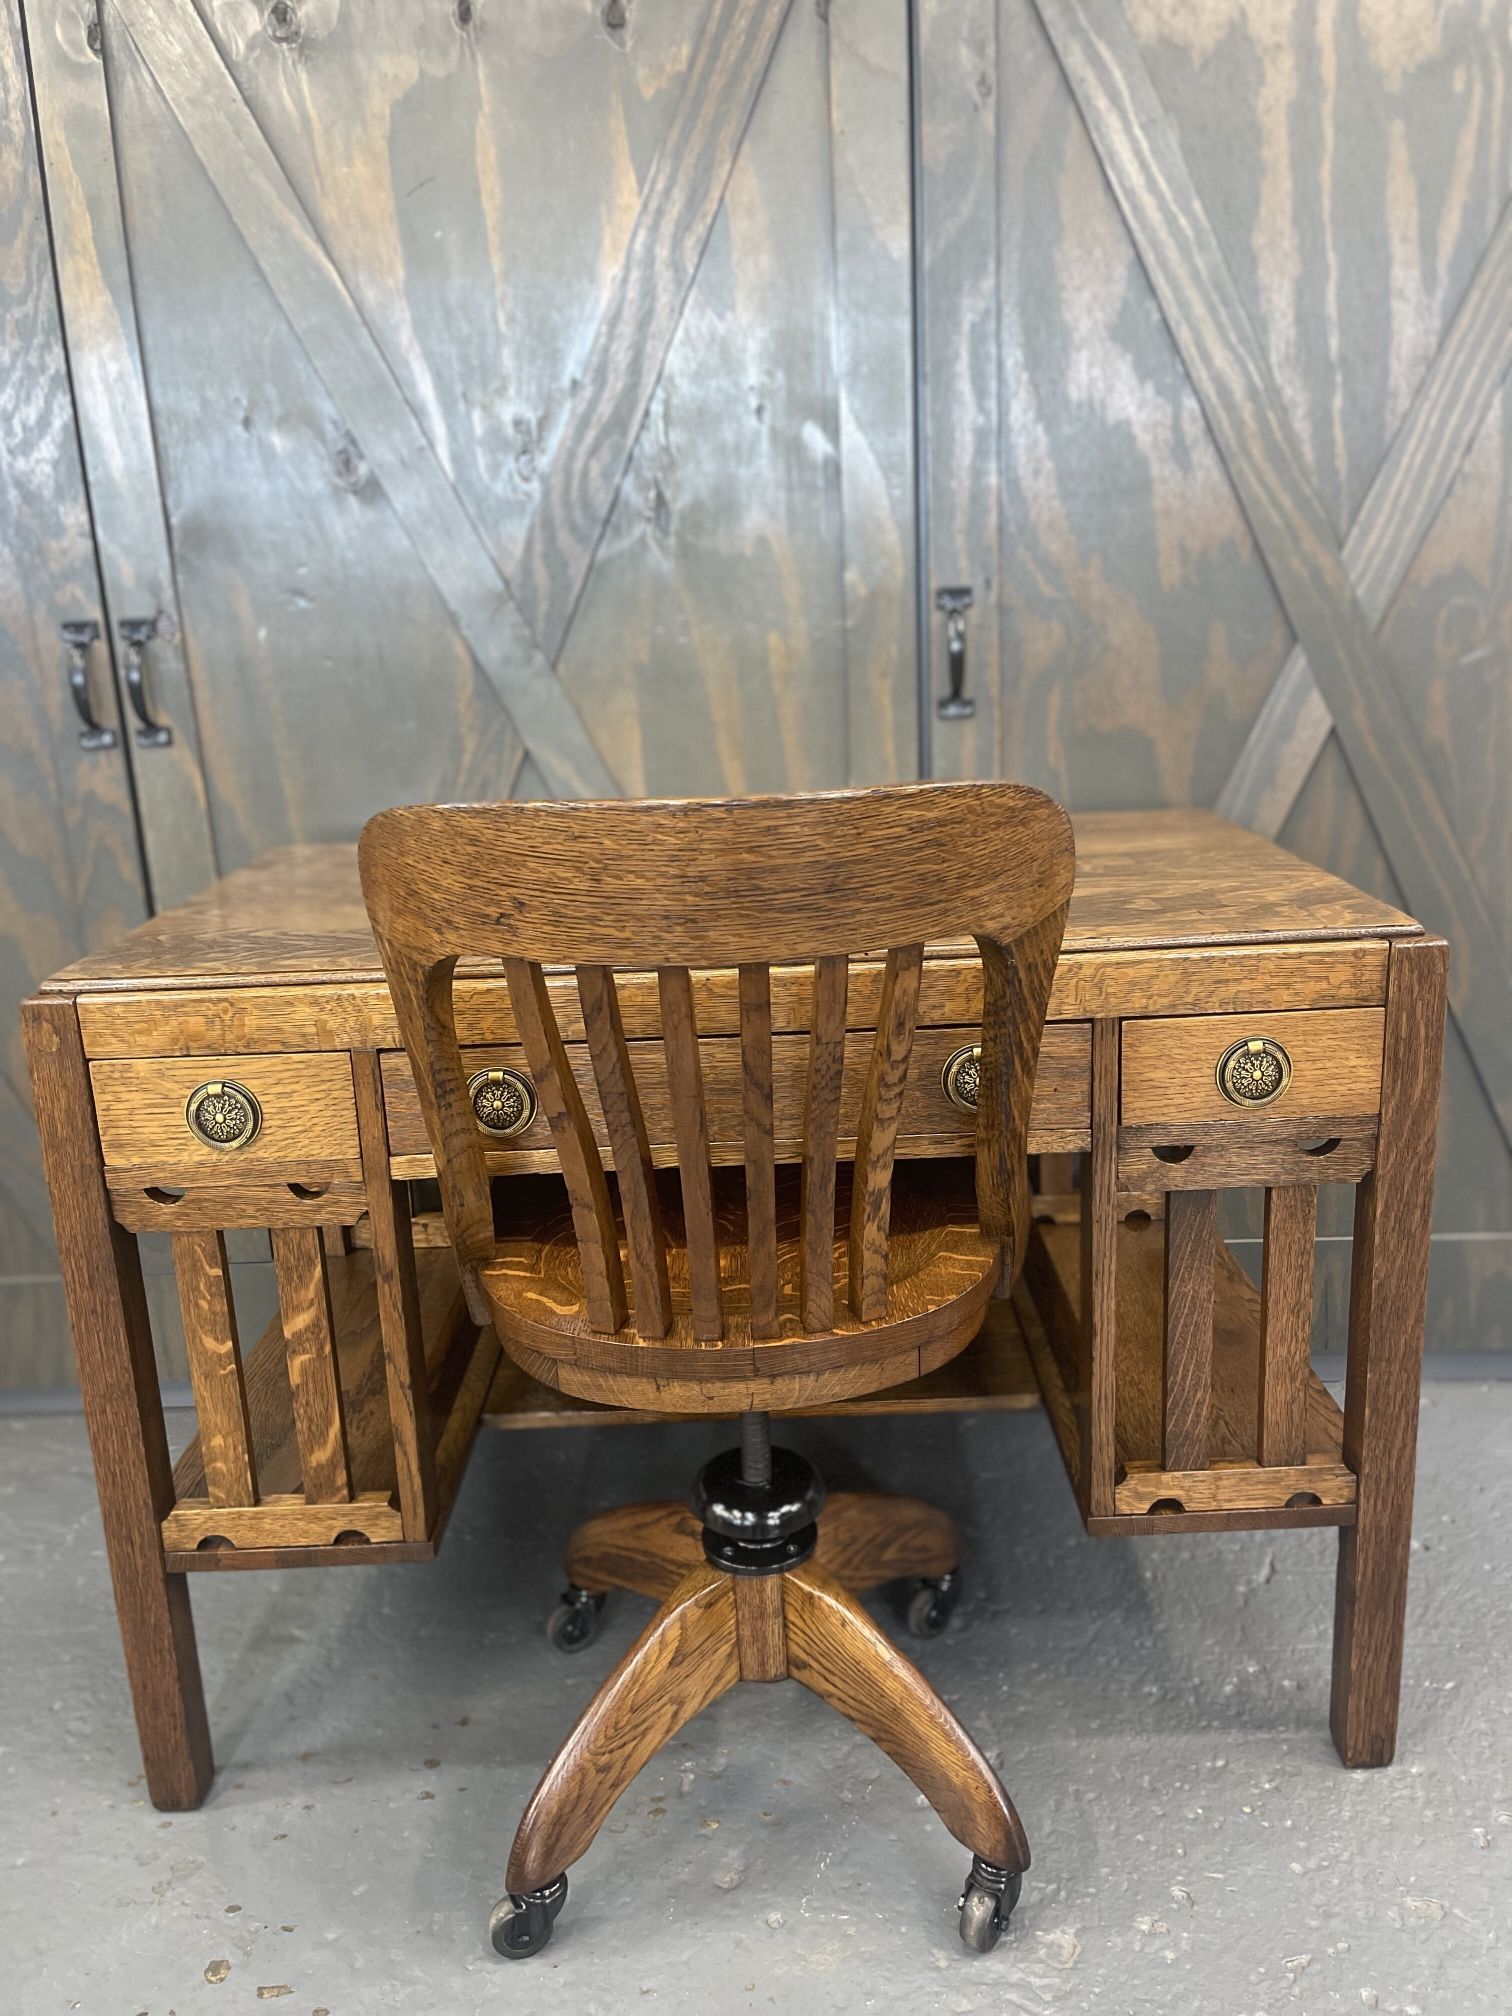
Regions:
[[498, 1479, 1019, 1959]]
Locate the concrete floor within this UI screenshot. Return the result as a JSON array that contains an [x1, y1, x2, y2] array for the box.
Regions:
[[2, 1386, 1509, 2016]]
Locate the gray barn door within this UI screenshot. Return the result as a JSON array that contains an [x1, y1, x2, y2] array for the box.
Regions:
[[30, 0, 920, 891], [1, 4, 149, 1388], [917, 0, 1512, 1346]]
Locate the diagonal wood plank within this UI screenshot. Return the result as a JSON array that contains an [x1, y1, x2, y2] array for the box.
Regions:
[[108, 0, 611, 799], [513, 0, 795, 674], [1037, 0, 1512, 1149], [1218, 204, 1512, 837]]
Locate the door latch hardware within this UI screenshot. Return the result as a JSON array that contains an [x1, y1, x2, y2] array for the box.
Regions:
[[119, 618, 173, 747], [934, 586, 975, 720], [62, 618, 116, 749]]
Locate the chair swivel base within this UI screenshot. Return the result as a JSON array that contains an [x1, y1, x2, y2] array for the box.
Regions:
[[490, 1440, 1027, 1959]]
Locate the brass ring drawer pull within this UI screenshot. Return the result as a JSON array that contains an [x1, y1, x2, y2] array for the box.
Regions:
[[468, 1066, 538, 1137], [184, 1079, 263, 1150], [1215, 1035, 1293, 1107], [941, 1044, 982, 1113]]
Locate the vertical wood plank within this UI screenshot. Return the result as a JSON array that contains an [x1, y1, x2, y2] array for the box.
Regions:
[[506, 959, 628, 1335], [738, 963, 779, 1340], [916, 0, 1002, 778], [578, 965, 672, 1339], [827, 0, 919, 783], [659, 967, 722, 1342], [799, 955, 850, 1331], [1162, 1189, 1216, 1473], [172, 1229, 256, 1507], [352, 1051, 437, 1541], [847, 944, 923, 1321], [21, 996, 212, 1808], [1332, 936, 1449, 1766], [733, 1573, 788, 1682], [1078, 1018, 1120, 1519], [271, 1226, 351, 1505], [1257, 1185, 1317, 1467]]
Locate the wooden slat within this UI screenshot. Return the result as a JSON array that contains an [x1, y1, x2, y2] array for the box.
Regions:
[[270, 1226, 351, 1504], [1115, 1461, 1354, 1518], [659, 967, 721, 1341], [1218, 204, 1512, 836], [506, 959, 627, 1335], [109, 0, 612, 799], [352, 1052, 437, 1540], [1037, 0, 1512, 1149], [1257, 1185, 1316, 1466], [171, 1230, 255, 1508], [512, 0, 795, 676], [162, 1491, 401, 1553], [847, 945, 923, 1321], [738, 964, 779, 1340], [799, 955, 850, 1331], [1161, 1190, 1215, 1472], [578, 966, 672, 1339], [1078, 1018, 1120, 1515]]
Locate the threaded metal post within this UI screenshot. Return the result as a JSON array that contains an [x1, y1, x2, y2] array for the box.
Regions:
[[739, 1410, 772, 1488]]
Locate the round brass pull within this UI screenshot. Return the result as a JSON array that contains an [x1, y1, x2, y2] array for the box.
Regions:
[[941, 1044, 982, 1113], [184, 1079, 262, 1150], [1215, 1035, 1293, 1107], [467, 1066, 537, 1137]]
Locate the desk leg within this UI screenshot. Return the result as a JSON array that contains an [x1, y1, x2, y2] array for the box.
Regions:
[[1330, 937, 1448, 1768], [22, 997, 213, 1809]]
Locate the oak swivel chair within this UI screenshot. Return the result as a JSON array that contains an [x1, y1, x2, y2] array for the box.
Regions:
[[359, 782, 1074, 1960]]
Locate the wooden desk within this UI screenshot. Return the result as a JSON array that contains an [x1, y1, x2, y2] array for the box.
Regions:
[[23, 810, 1448, 1808]]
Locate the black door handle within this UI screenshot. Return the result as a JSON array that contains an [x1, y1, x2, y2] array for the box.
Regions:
[[119, 618, 173, 746], [62, 619, 117, 749], [935, 586, 975, 720]]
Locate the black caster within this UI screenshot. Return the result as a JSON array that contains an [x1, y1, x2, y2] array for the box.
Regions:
[[905, 1570, 961, 1640], [546, 1586, 605, 1653], [489, 1873, 568, 1958], [957, 1858, 1021, 1953]]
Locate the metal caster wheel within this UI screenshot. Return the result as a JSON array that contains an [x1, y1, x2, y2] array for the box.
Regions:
[[957, 1859, 1021, 1953], [489, 1873, 568, 1959], [905, 1570, 961, 1640], [546, 1586, 605, 1653]]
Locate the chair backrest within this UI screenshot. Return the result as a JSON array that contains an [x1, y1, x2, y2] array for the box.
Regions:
[[359, 783, 1074, 1340]]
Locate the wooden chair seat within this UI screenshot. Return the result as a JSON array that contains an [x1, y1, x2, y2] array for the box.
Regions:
[[482, 1162, 1000, 1413]]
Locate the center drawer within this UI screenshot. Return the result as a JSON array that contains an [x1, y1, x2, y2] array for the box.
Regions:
[[381, 1023, 1091, 1170]]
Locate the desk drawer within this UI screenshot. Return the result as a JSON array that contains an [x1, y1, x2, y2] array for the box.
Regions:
[[382, 1023, 1091, 1168], [90, 1052, 362, 1180], [1120, 1008, 1385, 1127]]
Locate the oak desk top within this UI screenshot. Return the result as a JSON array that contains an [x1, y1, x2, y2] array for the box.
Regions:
[[48, 810, 1417, 1000]]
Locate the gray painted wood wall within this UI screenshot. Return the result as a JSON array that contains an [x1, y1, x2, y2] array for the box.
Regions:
[[3, 0, 1508, 1388]]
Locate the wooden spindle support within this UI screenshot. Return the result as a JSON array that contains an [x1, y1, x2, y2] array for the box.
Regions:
[[659, 966, 722, 1340], [579, 965, 672, 1338], [799, 955, 849, 1332], [172, 1228, 257, 1507], [1257, 1184, 1317, 1466], [738, 963, 780, 1339], [271, 1225, 352, 1504], [1162, 1188, 1216, 1473], [848, 945, 922, 1322]]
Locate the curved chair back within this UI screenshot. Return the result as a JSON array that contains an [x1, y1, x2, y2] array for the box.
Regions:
[[360, 783, 1074, 1339]]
